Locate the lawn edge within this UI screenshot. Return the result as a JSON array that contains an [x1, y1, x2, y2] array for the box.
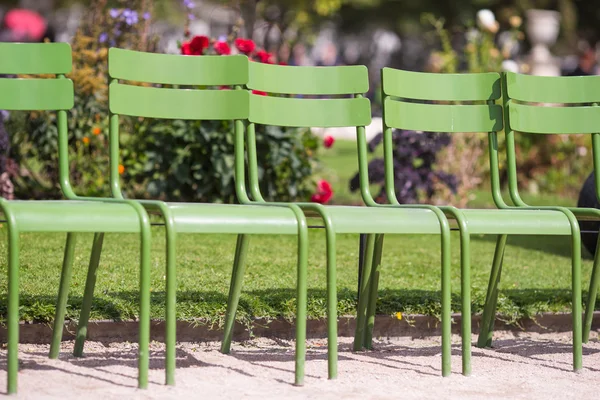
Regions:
[[2, 312, 599, 344]]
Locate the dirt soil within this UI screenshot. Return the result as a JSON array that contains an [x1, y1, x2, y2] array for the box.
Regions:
[[1, 331, 599, 399]]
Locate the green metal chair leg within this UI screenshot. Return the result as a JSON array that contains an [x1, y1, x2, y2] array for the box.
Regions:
[[571, 232, 583, 371], [440, 224, 452, 377], [458, 227, 472, 376], [353, 234, 376, 351], [49, 233, 77, 359], [221, 234, 250, 354], [6, 220, 20, 395], [137, 208, 152, 390], [293, 208, 309, 386], [325, 227, 338, 379], [74, 232, 105, 357], [364, 234, 384, 349], [164, 223, 177, 386], [477, 234, 507, 348], [583, 233, 600, 343]]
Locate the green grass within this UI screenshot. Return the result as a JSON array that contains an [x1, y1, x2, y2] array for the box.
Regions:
[[0, 139, 590, 329], [0, 228, 595, 328]]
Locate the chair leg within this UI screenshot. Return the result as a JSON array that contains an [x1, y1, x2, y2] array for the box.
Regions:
[[571, 232, 582, 371], [477, 234, 507, 348], [165, 227, 177, 386], [440, 225, 452, 377], [294, 222, 309, 386], [73, 232, 105, 357], [459, 230, 472, 376], [221, 234, 250, 354], [353, 234, 376, 351], [49, 233, 77, 359], [583, 233, 600, 343], [325, 228, 338, 379], [7, 226, 20, 395], [138, 223, 152, 390], [357, 233, 366, 303], [364, 234, 384, 349]]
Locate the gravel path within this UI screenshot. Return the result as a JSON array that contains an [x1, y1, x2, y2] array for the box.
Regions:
[[1, 332, 599, 399]]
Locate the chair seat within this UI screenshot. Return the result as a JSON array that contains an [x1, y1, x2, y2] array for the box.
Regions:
[[325, 206, 442, 234], [168, 203, 298, 234], [461, 209, 572, 235], [320, 206, 573, 236], [4, 200, 142, 233]]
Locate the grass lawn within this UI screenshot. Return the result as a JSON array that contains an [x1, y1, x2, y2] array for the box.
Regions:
[[0, 139, 593, 328]]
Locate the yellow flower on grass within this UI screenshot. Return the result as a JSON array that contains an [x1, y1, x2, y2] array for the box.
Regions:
[[118, 164, 125, 175], [395, 312, 402, 320], [92, 126, 101, 135], [82, 137, 90, 145]]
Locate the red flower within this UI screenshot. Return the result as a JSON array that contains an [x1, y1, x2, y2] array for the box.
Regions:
[[181, 35, 210, 56], [252, 90, 267, 96], [311, 180, 333, 204], [256, 49, 275, 64], [235, 38, 256, 54], [181, 42, 192, 55], [323, 135, 335, 149], [278, 61, 288, 66], [214, 41, 231, 55]]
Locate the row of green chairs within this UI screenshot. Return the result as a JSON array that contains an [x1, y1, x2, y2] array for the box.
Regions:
[[1, 42, 598, 395]]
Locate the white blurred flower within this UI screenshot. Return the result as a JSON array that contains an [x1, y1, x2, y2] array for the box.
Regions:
[[465, 28, 480, 42], [501, 60, 520, 73], [477, 9, 498, 33]]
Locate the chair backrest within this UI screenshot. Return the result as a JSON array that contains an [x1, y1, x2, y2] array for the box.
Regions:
[[381, 68, 503, 133], [377, 68, 503, 206], [108, 48, 248, 120], [247, 62, 371, 128], [503, 71, 600, 205], [0, 42, 73, 111], [107, 48, 250, 199]]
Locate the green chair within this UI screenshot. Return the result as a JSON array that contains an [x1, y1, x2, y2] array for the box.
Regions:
[[377, 68, 584, 373], [51, 48, 311, 386], [223, 61, 456, 378], [478, 71, 600, 350], [0, 43, 153, 394]]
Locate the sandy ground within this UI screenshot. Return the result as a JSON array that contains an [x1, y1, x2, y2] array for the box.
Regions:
[[1, 332, 599, 399]]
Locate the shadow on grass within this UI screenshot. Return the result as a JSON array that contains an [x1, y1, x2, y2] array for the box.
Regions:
[[471, 234, 586, 259], [0, 287, 596, 326]]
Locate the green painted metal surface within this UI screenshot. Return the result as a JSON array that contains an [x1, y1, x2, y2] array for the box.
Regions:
[[462, 209, 571, 235], [325, 206, 441, 234], [505, 71, 600, 103], [508, 101, 600, 134], [109, 48, 248, 85], [7, 201, 142, 233], [382, 68, 501, 101], [169, 203, 298, 234], [0, 78, 74, 110], [249, 94, 371, 128], [384, 100, 503, 133], [248, 62, 368, 94], [109, 82, 249, 120], [0, 42, 72, 74]]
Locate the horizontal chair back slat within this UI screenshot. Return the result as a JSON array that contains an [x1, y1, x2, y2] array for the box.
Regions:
[[108, 48, 248, 85], [248, 62, 368, 95], [0, 42, 72, 74], [382, 68, 501, 101], [506, 72, 600, 103], [508, 101, 600, 134], [0, 78, 74, 110], [384, 99, 503, 133], [249, 94, 371, 127], [109, 83, 248, 120]]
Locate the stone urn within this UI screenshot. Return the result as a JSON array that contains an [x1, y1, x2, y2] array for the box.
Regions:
[[526, 9, 561, 76]]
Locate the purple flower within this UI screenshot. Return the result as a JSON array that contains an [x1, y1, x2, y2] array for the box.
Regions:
[[183, 0, 195, 9], [109, 8, 120, 18], [122, 9, 138, 25], [187, 13, 195, 20], [99, 32, 108, 43], [143, 12, 151, 20]]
